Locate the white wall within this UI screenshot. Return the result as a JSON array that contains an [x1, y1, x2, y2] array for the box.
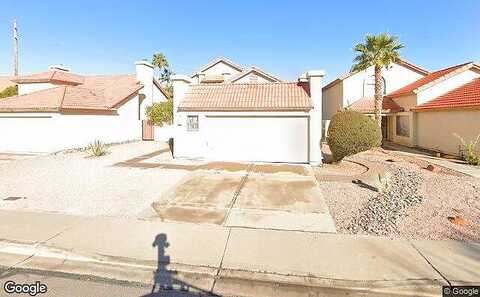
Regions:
[[342, 63, 425, 107], [200, 62, 242, 77], [417, 69, 480, 105], [322, 81, 343, 120], [18, 83, 57, 95], [0, 95, 142, 153], [174, 111, 311, 163], [232, 73, 274, 84]]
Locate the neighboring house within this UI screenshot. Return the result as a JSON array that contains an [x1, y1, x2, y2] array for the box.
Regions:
[[384, 62, 480, 156], [322, 59, 429, 130], [0, 61, 167, 152], [191, 57, 283, 84], [171, 67, 325, 164]]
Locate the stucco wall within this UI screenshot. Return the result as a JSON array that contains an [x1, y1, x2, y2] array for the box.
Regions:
[[0, 95, 142, 152], [174, 111, 311, 163], [389, 111, 415, 146], [416, 109, 480, 156], [391, 94, 418, 111], [232, 73, 273, 84], [18, 83, 57, 95], [322, 81, 343, 120], [200, 62, 242, 77], [417, 69, 480, 105], [342, 63, 425, 107]]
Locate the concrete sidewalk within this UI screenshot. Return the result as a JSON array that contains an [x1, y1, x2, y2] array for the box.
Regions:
[[0, 210, 479, 296]]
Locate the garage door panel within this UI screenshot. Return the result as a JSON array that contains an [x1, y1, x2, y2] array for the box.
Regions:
[[206, 116, 308, 163]]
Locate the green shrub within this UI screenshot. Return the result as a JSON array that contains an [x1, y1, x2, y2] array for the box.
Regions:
[[146, 101, 173, 126], [327, 110, 382, 162], [0, 85, 18, 99], [87, 140, 108, 157], [454, 133, 480, 166]]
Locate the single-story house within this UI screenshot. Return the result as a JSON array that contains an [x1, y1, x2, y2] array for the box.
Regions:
[[0, 61, 168, 153], [171, 60, 325, 164]]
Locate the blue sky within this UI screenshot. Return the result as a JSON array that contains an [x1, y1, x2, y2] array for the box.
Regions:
[[0, 0, 479, 83]]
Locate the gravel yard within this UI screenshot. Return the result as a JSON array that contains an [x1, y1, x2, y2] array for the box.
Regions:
[[321, 148, 480, 242], [0, 142, 189, 217]]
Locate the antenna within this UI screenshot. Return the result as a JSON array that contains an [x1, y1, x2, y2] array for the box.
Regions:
[[13, 19, 19, 76]]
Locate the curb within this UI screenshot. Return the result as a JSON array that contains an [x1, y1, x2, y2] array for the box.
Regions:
[[0, 241, 445, 297]]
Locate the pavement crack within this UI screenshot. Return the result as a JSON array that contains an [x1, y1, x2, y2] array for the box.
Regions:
[[211, 227, 232, 293], [222, 163, 252, 225], [409, 241, 451, 287]]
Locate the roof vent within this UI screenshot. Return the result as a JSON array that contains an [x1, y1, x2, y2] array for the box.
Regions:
[[49, 65, 70, 72]]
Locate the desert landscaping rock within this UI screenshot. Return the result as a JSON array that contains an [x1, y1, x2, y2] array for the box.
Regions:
[[347, 167, 424, 236]]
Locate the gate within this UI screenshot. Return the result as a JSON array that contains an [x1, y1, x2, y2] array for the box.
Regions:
[[142, 120, 154, 141]]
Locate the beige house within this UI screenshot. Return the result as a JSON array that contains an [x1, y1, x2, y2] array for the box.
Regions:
[[385, 62, 480, 156], [324, 60, 480, 157], [322, 59, 429, 137]]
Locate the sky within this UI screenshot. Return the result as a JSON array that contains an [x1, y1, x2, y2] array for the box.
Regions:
[[0, 0, 479, 83]]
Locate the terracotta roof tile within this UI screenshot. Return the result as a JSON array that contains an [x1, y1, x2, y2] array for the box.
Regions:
[[386, 62, 475, 98], [179, 82, 312, 112], [348, 97, 403, 114], [414, 78, 480, 111], [0, 74, 143, 113], [12, 70, 85, 85]]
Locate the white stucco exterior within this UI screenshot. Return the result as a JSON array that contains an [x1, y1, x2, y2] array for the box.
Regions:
[[0, 61, 167, 153], [18, 83, 56, 95], [0, 96, 141, 152], [322, 62, 426, 120], [172, 69, 324, 164]]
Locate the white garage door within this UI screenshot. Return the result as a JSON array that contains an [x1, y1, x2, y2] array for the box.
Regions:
[[206, 116, 309, 163]]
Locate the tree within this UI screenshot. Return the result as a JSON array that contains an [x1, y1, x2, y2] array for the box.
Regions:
[[0, 85, 18, 99], [351, 33, 404, 127], [152, 52, 173, 84]]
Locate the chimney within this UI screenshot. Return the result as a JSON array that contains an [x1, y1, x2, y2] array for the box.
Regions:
[[135, 60, 154, 120], [171, 74, 191, 158], [306, 70, 325, 166], [49, 65, 70, 72], [194, 72, 205, 84]]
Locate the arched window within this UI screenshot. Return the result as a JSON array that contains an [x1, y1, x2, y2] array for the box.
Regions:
[[363, 75, 386, 97]]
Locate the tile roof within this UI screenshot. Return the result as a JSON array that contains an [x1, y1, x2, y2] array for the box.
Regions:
[[178, 82, 313, 112], [323, 58, 430, 90], [348, 97, 403, 114], [386, 62, 477, 98], [12, 70, 85, 85], [0, 74, 143, 113], [414, 78, 480, 111], [0, 76, 15, 90]]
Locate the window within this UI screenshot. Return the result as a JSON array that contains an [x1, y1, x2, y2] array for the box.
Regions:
[[396, 115, 410, 137], [187, 115, 199, 131], [363, 76, 386, 97]]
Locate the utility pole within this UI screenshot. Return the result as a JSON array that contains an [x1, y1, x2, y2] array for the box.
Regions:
[[13, 19, 19, 76]]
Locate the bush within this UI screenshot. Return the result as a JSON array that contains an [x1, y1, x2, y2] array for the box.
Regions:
[[454, 133, 480, 166], [146, 101, 173, 126], [327, 110, 382, 162], [87, 140, 108, 157], [0, 85, 18, 99]]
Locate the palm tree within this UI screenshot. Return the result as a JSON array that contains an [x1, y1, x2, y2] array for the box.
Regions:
[[152, 52, 173, 84], [352, 33, 404, 127]]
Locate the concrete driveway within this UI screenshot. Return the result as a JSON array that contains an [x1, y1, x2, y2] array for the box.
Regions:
[[152, 163, 336, 233], [0, 141, 335, 233]]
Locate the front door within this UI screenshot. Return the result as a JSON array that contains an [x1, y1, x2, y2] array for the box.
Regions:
[[381, 116, 388, 140]]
